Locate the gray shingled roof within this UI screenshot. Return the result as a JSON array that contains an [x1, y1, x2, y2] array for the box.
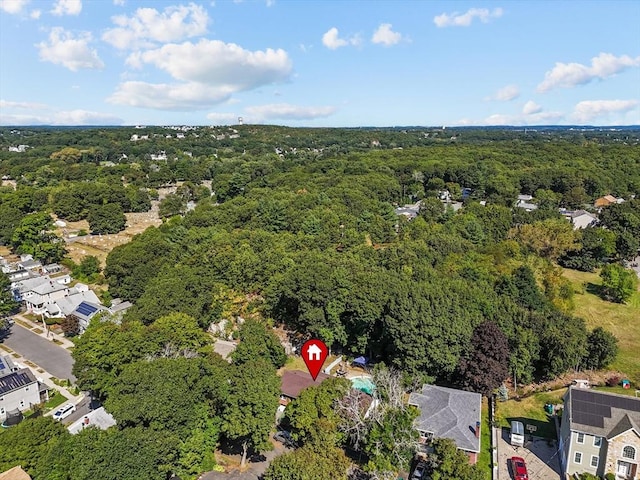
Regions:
[[408, 384, 481, 453]]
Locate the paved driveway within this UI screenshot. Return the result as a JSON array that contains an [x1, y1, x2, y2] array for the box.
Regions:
[[497, 427, 561, 480], [2, 324, 76, 382]]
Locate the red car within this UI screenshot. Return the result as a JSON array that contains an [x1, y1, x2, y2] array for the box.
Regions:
[[511, 456, 528, 480]]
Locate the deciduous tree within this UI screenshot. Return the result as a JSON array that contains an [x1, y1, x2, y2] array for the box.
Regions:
[[600, 263, 638, 303], [584, 327, 619, 370], [222, 359, 280, 468], [231, 318, 287, 369], [457, 321, 510, 397], [87, 203, 126, 234]]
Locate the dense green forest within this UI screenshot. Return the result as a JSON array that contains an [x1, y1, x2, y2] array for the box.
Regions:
[[1, 126, 639, 479]]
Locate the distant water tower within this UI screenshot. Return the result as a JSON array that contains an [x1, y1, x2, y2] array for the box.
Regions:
[[238, 116, 243, 126]]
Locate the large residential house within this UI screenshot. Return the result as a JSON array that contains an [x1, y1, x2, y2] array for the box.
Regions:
[[12, 275, 70, 304], [560, 387, 640, 479], [0, 356, 47, 422], [408, 385, 482, 464]]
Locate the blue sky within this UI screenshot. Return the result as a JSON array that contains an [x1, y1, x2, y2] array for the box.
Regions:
[[1, 0, 639, 127]]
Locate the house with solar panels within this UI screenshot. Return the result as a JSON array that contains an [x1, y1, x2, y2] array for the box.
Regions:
[[0, 355, 47, 423], [560, 386, 640, 479], [70, 301, 106, 333]]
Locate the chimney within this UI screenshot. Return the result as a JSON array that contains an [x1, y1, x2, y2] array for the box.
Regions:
[[475, 421, 480, 438], [84, 416, 90, 425]]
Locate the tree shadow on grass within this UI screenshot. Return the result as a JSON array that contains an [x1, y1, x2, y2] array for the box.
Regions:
[[585, 282, 604, 297], [505, 416, 556, 440]]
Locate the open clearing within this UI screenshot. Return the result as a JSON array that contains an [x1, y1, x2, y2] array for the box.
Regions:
[[55, 202, 162, 266], [562, 268, 640, 383]]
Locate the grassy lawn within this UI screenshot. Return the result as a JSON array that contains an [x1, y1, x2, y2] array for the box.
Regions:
[[495, 389, 565, 439], [477, 398, 492, 479], [592, 385, 639, 397], [14, 318, 32, 328], [281, 354, 340, 373], [44, 390, 68, 412], [562, 268, 640, 383]]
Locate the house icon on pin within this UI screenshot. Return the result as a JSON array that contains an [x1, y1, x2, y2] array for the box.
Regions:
[[307, 343, 322, 361]]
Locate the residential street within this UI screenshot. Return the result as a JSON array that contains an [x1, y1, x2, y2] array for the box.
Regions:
[[2, 323, 76, 382]]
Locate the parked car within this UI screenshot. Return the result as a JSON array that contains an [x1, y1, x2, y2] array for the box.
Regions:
[[511, 456, 528, 480], [53, 403, 76, 421], [411, 461, 427, 479], [273, 430, 296, 448]]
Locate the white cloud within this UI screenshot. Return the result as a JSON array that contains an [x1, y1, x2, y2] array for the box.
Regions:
[[126, 39, 291, 88], [266, 0, 275, 6], [522, 100, 542, 115], [482, 101, 564, 125], [29, 8, 40, 18], [483, 110, 564, 125], [0, 0, 29, 14], [483, 113, 512, 125], [206, 112, 240, 124], [322, 27, 360, 50], [434, 7, 503, 27], [537, 53, 640, 93], [51, 0, 82, 16], [572, 99, 639, 122], [36, 28, 104, 71], [245, 103, 336, 121], [0, 99, 48, 109], [371, 23, 403, 46], [0, 109, 123, 126], [113, 0, 125, 5], [108, 81, 234, 110], [103, 3, 209, 50], [487, 84, 519, 101]]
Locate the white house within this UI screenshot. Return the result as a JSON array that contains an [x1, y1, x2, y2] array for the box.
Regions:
[[0, 356, 44, 422], [570, 211, 598, 230]]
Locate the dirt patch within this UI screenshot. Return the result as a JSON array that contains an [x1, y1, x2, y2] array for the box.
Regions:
[[59, 202, 162, 266]]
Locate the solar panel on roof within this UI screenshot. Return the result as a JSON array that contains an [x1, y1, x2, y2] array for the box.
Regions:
[[573, 411, 605, 428], [0, 358, 5, 370], [76, 302, 98, 317]]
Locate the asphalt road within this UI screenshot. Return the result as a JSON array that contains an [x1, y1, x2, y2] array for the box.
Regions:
[[61, 395, 94, 425], [2, 324, 76, 382]]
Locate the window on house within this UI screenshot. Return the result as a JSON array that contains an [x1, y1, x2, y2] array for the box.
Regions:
[[574, 452, 582, 464], [577, 432, 585, 444], [622, 446, 636, 460], [593, 436, 602, 447], [591, 456, 599, 467], [0, 407, 4, 415], [19, 400, 25, 408]]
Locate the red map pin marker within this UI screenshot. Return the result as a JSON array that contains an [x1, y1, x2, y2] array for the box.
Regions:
[[301, 339, 329, 380]]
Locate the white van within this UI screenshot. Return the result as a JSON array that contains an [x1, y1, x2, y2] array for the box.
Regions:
[[510, 420, 525, 447], [53, 403, 76, 421]]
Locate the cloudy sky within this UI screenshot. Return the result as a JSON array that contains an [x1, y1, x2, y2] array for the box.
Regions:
[[0, 0, 639, 126]]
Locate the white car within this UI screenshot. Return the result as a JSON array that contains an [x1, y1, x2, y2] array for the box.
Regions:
[[53, 403, 76, 421]]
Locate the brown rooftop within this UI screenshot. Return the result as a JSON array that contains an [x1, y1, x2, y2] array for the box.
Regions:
[[280, 369, 330, 399]]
